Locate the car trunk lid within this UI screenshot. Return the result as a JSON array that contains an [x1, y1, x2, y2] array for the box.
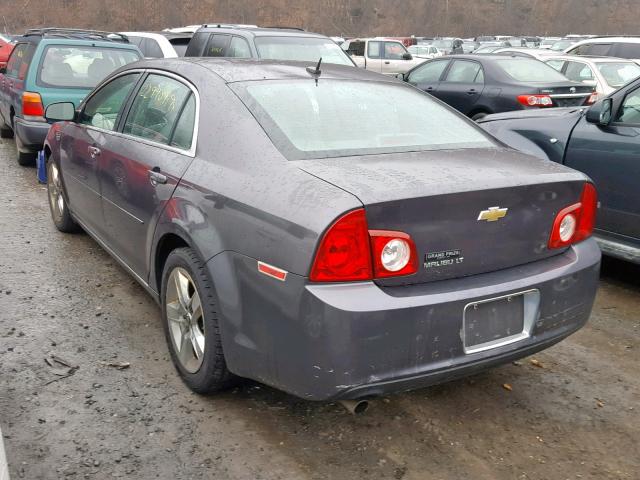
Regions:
[[296, 148, 587, 286]]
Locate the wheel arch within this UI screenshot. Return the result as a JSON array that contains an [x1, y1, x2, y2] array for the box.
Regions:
[[152, 230, 192, 294]]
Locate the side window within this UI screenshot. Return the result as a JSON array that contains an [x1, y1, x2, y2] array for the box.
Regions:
[[170, 94, 196, 150], [384, 42, 405, 60], [368, 41, 381, 59], [616, 89, 640, 125], [144, 38, 164, 58], [444, 60, 482, 83], [570, 44, 590, 56], [611, 43, 640, 60], [122, 74, 192, 145], [585, 43, 612, 56], [474, 67, 485, 84], [345, 41, 365, 56], [546, 59, 565, 72], [228, 36, 251, 58], [127, 36, 144, 48], [204, 34, 230, 57], [564, 61, 594, 82], [6, 43, 35, 79], [407, 60, 449, 83], [185, 32, 209, 56], [79, 73, 140, 130]]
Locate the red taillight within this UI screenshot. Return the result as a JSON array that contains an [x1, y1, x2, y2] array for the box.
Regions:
[[310, 209, 373, 282], [22, 92, 44, 117], [548, 182, 597, 249], [369, 230, 418, 278], [310, 209, 418, 282], [517, 94, 553, 107]]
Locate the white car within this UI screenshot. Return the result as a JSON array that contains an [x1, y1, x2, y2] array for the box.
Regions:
[[545, 55, 640, 98], [162, 24, 257, 34], [492, 47, 562, 61], [342, 38, 427, 75], [120, 31, 192, 58], [408, 45, 442, 59], [565, 37, 640, 64]]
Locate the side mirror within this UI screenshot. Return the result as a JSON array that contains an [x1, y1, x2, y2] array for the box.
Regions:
[[395, 72, 406, 81], [586, 98, 612, 126], [402, 52, 413, 60], [45, 102, 76, 122]]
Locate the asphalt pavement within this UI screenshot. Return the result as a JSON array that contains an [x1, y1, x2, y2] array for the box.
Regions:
[[0, 137, 638, 479]]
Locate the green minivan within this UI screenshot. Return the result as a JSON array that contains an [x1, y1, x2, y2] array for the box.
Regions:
[[0, 28, 141, 165]]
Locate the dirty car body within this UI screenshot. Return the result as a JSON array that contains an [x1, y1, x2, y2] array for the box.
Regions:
[[44, 58, 601, 401]]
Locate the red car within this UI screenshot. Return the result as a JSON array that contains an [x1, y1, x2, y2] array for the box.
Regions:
[[0, 34, 15, 69]]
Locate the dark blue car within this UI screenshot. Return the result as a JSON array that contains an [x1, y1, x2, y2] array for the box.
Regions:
[[480, 77, 640, 263]]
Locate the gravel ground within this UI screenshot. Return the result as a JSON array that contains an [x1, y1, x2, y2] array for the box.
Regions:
[[0, 137, 638, 480]]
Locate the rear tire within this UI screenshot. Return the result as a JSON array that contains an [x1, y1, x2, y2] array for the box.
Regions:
[[161, 247, 236, 394], [17, 150, 37, 166], [47, 160, 79, 233], [0, 126, 13, 139]]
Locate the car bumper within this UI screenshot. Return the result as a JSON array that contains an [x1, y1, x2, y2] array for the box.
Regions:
[[210, 238, 601, 401], [14, 117, 50, 153]]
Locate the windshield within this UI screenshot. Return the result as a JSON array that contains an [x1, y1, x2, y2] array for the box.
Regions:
[[234, 80, 494, 160], [38, 45, 141, 88], [254, 36, 353, 66], [597, 62, 640, 88], [496, 58, 569, 82]]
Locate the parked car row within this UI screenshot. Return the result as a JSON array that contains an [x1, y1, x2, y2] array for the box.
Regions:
[[1, 23, 638, 405]]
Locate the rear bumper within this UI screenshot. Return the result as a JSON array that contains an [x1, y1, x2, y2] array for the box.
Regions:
[[211, 238, 601, 401], [14, 117, 49, 153]]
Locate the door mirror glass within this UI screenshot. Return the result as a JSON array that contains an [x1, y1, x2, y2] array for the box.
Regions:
[[586, 98, 612, 126], [402, 52, 413, 60], [45, 102, 76, 122]]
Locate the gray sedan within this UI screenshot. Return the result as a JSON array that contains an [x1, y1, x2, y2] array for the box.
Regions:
[[42, 58, 601, 401]]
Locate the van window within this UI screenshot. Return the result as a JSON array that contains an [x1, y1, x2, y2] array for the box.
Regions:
[[204, 34, 230, 57], [6, 43, 35, 79], [584, 43, 612, 56], [611, 43, 640, 60]]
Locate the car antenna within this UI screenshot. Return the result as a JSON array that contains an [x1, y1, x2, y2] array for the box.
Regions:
[[306, 57, 322, 85]]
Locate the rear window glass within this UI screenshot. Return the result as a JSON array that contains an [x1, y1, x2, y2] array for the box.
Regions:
[[611, 43, 640, 60], [495, 58, 568, 82], [254, 36, 353, 66], [37, 45, 141, 88], [6, 43, 36, 79], [168, 37, 191, 56], [234, 80, 494, 160], [596, 62, 640, 88]]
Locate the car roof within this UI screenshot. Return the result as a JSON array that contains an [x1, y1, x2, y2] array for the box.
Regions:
[[193, 25, 326, 39], [569, 36, 640, 47], [121, 31, 192, 40], [129, 57, 399, 84], [545, 55, 638, 63]]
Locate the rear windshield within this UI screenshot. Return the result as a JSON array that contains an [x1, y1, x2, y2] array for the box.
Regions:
[[495, 58, 569, 82], [168, 37, 191, 56], [254, 36, 353, 66], [596, 62, 640, 88], [234, 80, 494, 160], [37, 45, 141, 88]]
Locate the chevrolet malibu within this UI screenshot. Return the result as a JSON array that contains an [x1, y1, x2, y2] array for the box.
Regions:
[[42, 59, 601, 401]]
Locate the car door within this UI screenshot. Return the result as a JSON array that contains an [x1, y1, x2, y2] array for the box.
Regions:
[[434, 59, 485, 114], [60, 72, 142, 236], [99, 72, 197, 277], [564, 84, 640, 241], [405, 59, 449, 95], [365, 41, 383, 73], [380, 41, 409, 74]]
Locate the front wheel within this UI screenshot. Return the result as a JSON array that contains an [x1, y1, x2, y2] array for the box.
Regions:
[[161, 248, 236, 393], [47, 160, 79, 233]]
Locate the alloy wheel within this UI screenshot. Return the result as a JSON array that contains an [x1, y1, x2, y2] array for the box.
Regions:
[[166, 267, 205, 373], [48, 162, 65, 220]]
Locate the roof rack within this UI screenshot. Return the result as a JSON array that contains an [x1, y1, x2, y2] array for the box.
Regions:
[[261, 26, 306, 31], [24, 28, 129, 43], [201, 23, 258, 29]]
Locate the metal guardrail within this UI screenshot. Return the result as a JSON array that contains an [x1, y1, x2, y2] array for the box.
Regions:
[[0, 426, 9, 480]]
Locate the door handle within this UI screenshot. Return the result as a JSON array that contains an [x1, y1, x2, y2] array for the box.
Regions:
[[426, 87, 434, 91], [148, 167, 167, 186], [467, 89, 477, 95], [384, 61, 390, 64], [88, 146, 101, 159]]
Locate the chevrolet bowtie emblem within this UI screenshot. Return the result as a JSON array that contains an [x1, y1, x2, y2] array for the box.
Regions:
[[477, 206, 508, 222]]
